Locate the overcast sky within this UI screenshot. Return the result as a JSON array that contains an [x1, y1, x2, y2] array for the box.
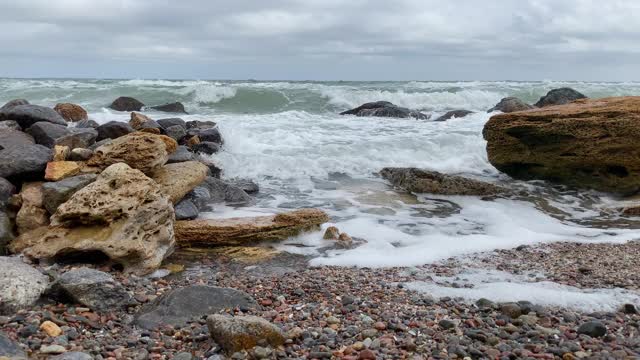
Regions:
[[0, 0, 638, 81]]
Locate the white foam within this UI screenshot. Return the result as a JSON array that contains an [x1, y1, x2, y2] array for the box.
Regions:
[[405, 270, 640, 312]]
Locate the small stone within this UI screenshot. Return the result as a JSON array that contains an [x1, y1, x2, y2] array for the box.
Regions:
[[253, 347, 270, 359], [577, 321, 606, 338], [326, 316, 340, 325], [439, 319, 456, 330], [40, 344, 67, 354], [500, 303, 522, 318], [207, 314, 285, 354], [373, 322, 386, 330], [173, 352, 193, 360], [53, 145, 70, 161], [40, 320, 62, 336], [622, 303, 638, 314], [358, 349, 376, 360], [68, 148, 93, 161], [338, 232, 352, 241]]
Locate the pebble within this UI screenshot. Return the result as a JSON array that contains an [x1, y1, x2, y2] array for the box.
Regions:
[[40, 320, 63, 336], [40, 344, 67, 354]]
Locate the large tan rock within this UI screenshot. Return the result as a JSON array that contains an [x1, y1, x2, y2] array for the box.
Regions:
[[151, 161, 208, 204], [175, 209, 329, 247], [44, 161, 82, 181], [483, 97, 640, 194], [11, 163, 175, 274], [16, 182, 49, 234], [54, 103, 88, 122], [87, 132, 177, 174]]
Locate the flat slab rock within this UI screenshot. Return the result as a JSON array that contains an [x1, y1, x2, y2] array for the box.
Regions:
[[174, 208, 329, 247], [134, 285, 257, 330], [380, 167, 506, 196]]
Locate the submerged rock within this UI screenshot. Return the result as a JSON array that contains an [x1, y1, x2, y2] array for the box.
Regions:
[[202, 177, 254, 206], [11, 163, 175, 274], [380, 167, 505, 196], [487, 97, 534, 113], [54, 103, 88, 122], [534, 88, 587, 107], [51, 267, 134, 311], [207, 314, 285, 354], [0, 257, 49, 314], [0, 104, 66, 128], [175, 208, 329, 247], [483, 96, 640, 193], [434, 110, 474, 121], [135, 285, 257, 330], [109, 96, 144, 112], [150, 102, 188, 114], [340, 101, 430, 120]]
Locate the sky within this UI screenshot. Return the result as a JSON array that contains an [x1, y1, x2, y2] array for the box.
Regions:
[[0, 0, 639, 81]]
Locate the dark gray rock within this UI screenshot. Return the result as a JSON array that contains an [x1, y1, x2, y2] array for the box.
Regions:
[[150, 102, 187, 114], [68, 148, 94, 161], [0, 177, 15, 209], [186, 120, 216, 130], [439, 319, 456, 330], [0, 331, 27, 359], [434, 110, 474, 121], [0, 99, 29, 111], [0, 104, 66, 128], [0, 257, 50, 314], [577, 321, 606, 338], [500, 303, 522, 318], [26, 122, 70, 148], [42, 174, 97, 214], [195, 156, 222, 178], [51, 352, 93, 360], [340, 101, 430, 120], [0, 120, 21, 131], [138, 120, 162, 133], [487, 97, 534, 113], [55, 128, 98, 149], [188, 127, 223, 145], [0, 144, 52, 181], [0, 130, 34, 150], [203, 177, 254, 206], [192, 142, 220, 155], [229, 179, 259, 194], [185, 186, 211, 210], [157, 118, 186, 130], [75, 119, 99, 129], [175, 199, 199, 220], [0, 212, 15, 255], [134, 285, 257, 330], [96, 121, 134, 140], [165, 125, 187, 142], [535, 88, 587, 108], [51, 268, 134, 311], [167, 146, 194, 164], [109, 97, 144, 112]]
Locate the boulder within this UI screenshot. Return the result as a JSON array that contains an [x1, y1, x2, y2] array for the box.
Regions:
[[54, 103, 88, 122], [202, 177, 254, 205], [0, 257, 49, 314], [0, 331, 28, 359], [185, 186, 211, 210], [0, 104, 66, 128], [0, 120, 21, 132], [487, 97, 534, 113], [26, 122, 70, 148], [0, 144, 52, 181], [16, 182, 49, 234], [207, 314, 285, 354], [164, 125, 187, 142], [186, 120, 217, 130], [96, 121, 134, 141], [174, 199, 199, 220], [577, 321, 607, 338], [340, 101, 430, 120], [0, 177, 16, 208], [129, 112, 153, 130], [68, 148, 94, 161], [11, 163, 175, 274], [150, 102, 187, 114], [229, 179, 259, 194], [42, 174, 97, 214], [191, 141, 220, 155], [50, 267, 134, 311], [483, 97, 640, 193], [134, 285, 257, 330], [0, 212, 15, 254], [434, 110, 474, 121], [380, 167, 506, 196], [109, 97, 144, 112], [157, 118, 186, 129], [87, 132, 177, 174], [151, 161, 208, 204], [0, 99, 29, 111], [55, 128, 98, 149], [534, 88, 587, 108], [175, 208, 329, 247], [167, 146, 194, 164], [187, 127, 223, 145], [75, 119, 99, 129], [44, 161, 82, 181], [0, 129, 34, 150]]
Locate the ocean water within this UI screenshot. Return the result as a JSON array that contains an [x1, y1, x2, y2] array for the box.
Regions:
[[3, 78, 640, 269]]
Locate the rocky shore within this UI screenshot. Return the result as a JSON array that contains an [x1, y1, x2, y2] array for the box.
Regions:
[[1, 89, 640, 359]]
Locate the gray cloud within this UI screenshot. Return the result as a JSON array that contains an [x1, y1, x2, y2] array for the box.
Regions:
[[0, 0, 638, 80]]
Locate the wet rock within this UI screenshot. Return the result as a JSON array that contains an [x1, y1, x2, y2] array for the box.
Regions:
[[44, 161, 82, 181], [11, 163, 175, 275], [0, 331, 27, 359], [151, 161, 208, 204], [483, 96, 640, 193], [434, 110, 474, 121], [207, 314, 285, 354], [0, 104, 66, 128], [202, 177, 254, 205], [535, 88, 587, 107], [150, 102, 187, 114], [42, 174, 97, 214], [487, 97, 534, 113], [109, 96, 144, 112], [186, 120, 216, 130], [185, 186, 211, 210], [174, 199, 199, 220], [51, 267, 134, 311], [0, 257, 49, 314], [577, 321, 606, 338], [175, 208, 329, 247], [0, 144, 52, 182], [27, 122, 70, 148], [380, 167, 506, 196], [68, 148, 93, 161], [157, 118, 187, 129], [188, 127, 223, 145], [167, 146, 194, 164], [1, 99, 29, 111], [191, 141, 220, 155], [135, 286, 257, 330], [340, 101, 430, 120], [164, 125, 187, 142], [54, 103, 88, 122], [196, 156, 222, 178], [96, 121, 134, 141], [323, 226, 340, 240], [88, 132, 177, 174], [229, 179, 259, 194]]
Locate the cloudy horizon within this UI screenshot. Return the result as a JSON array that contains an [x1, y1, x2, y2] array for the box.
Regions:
[[1, 0, 639, 81]]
